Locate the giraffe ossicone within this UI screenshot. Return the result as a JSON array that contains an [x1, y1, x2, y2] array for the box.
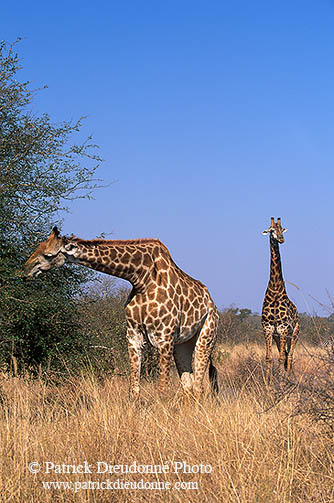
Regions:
[[261, 217, 300, 381], [24, 227, 219, 399]]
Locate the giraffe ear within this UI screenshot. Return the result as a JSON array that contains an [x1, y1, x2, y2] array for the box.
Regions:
[[262, 229, 270, 235], [49, 226, 60, 240], [282, 228, 287, 233]]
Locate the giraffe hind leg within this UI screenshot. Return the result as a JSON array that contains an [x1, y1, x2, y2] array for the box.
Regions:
[[273, 334, 288, 370], [192, 309, 218, 400], [284, 336, 290, 371], [276, 327, 290, 372], [208, 356, 219, 394], [173, 334, 197, 393]]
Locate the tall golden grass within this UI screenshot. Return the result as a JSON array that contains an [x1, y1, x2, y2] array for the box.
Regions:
[[1, 344, 333, 503]]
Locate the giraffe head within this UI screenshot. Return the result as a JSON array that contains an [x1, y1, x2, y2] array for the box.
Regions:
[[262, 217, 287, 244], [23, 227, 77, 278]]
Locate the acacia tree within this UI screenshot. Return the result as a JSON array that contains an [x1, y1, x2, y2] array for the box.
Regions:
[[0, 40, 103, 372]]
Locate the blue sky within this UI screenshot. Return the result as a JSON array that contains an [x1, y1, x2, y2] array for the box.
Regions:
[[2, 1, 334, 313]]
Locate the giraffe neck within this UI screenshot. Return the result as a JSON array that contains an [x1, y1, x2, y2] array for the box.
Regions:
[[267, 236, 286, 292], [68, 239, 153, 291]]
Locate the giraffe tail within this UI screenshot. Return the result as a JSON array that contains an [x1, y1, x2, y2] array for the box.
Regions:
[[209, 356, 219, 394]]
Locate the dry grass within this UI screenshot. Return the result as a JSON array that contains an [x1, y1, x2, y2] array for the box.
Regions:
[[0, 345, 333, 503]]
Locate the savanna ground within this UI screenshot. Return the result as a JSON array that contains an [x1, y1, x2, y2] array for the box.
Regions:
[[1, 343, 333, 503]]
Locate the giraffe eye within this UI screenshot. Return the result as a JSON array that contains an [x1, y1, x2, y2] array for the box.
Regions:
[[43, 253, 54, 258]]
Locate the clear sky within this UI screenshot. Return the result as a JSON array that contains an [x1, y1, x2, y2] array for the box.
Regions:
[[2, 1, 334, 313]]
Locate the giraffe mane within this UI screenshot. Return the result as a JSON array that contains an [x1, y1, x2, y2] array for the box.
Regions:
[[67, 236, 172, 255]]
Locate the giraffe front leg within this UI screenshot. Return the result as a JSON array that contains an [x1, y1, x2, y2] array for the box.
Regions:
[[286, 321, 300, 375], [126, 328, 143, 399], [263, 325, 275, 383], [277, 326, 289, 372], [158, 333, 174, 395]]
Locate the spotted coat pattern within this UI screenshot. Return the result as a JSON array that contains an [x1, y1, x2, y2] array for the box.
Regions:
[[262, 218, 300, 380], [24, 228, 219, 399]]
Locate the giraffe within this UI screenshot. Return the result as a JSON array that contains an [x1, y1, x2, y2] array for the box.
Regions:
[[23, 227, 219, 399], [262, 217, 300, 381]]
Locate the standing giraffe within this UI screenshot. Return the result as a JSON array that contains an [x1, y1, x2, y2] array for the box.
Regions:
[[262, 217, 300, 380], [23, 227, 219, 399]]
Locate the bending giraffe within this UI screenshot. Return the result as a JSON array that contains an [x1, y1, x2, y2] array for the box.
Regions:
[[23, 227, 219, 399], [262, 217, 300, 381]]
